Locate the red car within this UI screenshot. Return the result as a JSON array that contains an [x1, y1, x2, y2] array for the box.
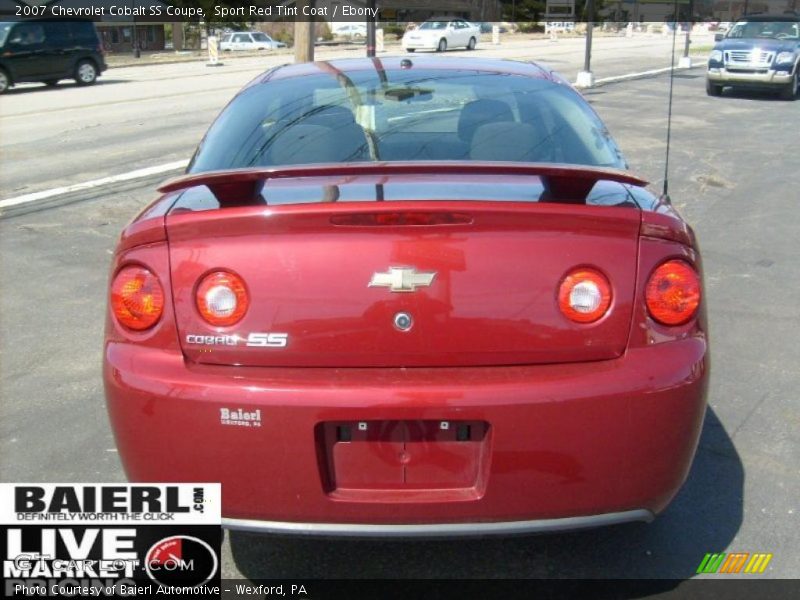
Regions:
[[104, 57, 708, 537]]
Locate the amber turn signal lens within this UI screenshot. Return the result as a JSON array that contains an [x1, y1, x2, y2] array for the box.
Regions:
[[110, 266, 164, 331], [645, 260, 701, 326], [196, 271, 249, 327], [558, 268, 612, 323]]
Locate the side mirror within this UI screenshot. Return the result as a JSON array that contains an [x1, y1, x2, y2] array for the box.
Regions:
[[714, 33, 724, 42]]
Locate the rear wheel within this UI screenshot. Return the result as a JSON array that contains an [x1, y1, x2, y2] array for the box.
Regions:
[[779, 70, 798, 100], [467, 37, 477, 50], [406, 48, 415, 52], [74, 60, 97, 86], [0, 69, 9, 94], [706, 79, 722, 96], [437, 38, 447, 52]]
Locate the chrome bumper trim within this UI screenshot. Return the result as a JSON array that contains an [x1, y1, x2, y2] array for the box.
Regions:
[[222, 509, 654, 538], [707, 69, 793, 84]]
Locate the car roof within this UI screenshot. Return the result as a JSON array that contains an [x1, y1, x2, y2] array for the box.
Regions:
[[735, 13, 799, 22], [260, 56, 554, 85]]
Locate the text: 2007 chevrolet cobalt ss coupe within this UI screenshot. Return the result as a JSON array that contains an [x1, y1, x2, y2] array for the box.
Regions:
[[104, 57, 708, 537]]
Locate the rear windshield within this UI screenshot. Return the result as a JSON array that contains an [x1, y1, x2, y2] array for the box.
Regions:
[[189, 68, 626, 173]]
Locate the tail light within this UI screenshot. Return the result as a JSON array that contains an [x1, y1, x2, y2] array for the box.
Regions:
[[111, 266, 164, 331], [196, 271, 249, 326], [645, 260, 701, 326], [558, 268, 612, 323]]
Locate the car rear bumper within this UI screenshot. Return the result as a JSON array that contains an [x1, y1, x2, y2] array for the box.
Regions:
[[222, 509, 654, 538], [707, 67, 793, 86], [105, 337, 708, 534]]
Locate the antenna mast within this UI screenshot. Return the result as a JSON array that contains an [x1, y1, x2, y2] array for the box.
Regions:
[[663, 0, 680, 198]]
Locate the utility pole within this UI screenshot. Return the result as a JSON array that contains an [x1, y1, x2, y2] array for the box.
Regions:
[[576, 0, 594, 87], [366, 0, 376, 57], [130, 0, 140, 58], [679, 0, 693, 68], [294, 0, 315, 63]]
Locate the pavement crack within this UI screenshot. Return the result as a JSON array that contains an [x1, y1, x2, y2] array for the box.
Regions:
[[730, 392, 770, 440]]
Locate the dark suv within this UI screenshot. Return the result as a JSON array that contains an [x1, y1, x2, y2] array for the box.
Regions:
[[706, 14, 799, 99], [0, 20, 107, 94]]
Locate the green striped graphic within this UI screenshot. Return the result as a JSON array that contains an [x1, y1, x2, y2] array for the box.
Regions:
[[697, 553, 727, 574]]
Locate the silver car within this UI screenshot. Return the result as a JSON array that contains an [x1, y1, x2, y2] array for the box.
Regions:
[[402, 18, 480, 53], [220, 32, 287, 52]]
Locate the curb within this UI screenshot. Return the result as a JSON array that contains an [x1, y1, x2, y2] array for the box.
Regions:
[[0, 161, 188, 220], [578, 62, 704, 89]]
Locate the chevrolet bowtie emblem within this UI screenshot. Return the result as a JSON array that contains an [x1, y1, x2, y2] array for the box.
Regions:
[[368, 267, 436, 293]]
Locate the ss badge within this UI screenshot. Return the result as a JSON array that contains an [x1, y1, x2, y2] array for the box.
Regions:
[[245, 333, 288, 348]]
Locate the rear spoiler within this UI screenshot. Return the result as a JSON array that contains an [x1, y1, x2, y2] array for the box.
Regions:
[[158, 162, 648, 205]]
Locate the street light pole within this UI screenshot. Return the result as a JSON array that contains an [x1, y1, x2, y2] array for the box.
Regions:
[[576, 0, 595, 87]]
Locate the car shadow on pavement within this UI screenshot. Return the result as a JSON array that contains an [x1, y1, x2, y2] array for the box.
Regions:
[[3, 79, 130, 95], [229, 407, 742, 583]]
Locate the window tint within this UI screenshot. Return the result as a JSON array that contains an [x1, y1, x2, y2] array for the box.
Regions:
[[251, 33, 270, 42], [44, 22, 70, 45], [189, 68, 626, 173], [9, 23, 45, 46], [728, 20, 799, 40], [70, 21, 98, 43], [0, 23, 12, 47], [419, 21, 447, 30]]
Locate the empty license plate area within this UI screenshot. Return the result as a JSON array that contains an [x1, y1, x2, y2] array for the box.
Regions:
[[316, 420, 491, 501]]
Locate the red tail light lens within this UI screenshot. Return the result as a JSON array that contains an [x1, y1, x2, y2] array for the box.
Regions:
[[646, 260, 700, 326], [196, 271, 249, 326], [558, 268, 612, 323], [111, 266, 164, 331]]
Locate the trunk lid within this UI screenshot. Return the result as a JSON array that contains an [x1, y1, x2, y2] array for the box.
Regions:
[[165, 172, 642, 368]]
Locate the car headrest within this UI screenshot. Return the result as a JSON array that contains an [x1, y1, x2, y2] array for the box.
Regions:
[[268, 123, 370, 165], [457, 99, 514, 144], [469, 122, 542, 162]]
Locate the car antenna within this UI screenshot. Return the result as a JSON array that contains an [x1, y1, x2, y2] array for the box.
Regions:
[[663, 0, 680, 199]]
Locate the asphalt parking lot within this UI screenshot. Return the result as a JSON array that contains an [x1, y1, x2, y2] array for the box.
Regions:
[[1, 63, 798, 582]]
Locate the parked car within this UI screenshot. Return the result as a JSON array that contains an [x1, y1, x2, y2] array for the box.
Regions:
[[105, 56, 708, 537], [706, 14, 799, 99], [402, 18, 480, 52], [0, 20, 106, 94], [219, 31, 286, 52], [335, 24, 368, 39]]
